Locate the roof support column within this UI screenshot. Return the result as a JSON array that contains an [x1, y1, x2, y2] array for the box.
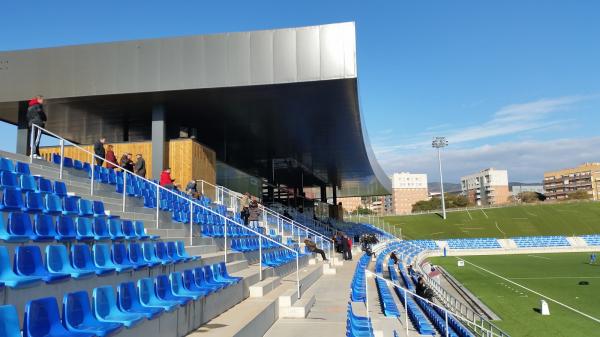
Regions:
[[16, 101, 30, 155], [332, 185, 337, 205], [152, 104, 166, 180], [320, 184, 327, 203]]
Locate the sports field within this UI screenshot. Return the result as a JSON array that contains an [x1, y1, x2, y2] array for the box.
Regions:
[[384, 201, 600, 240], [429, 253, 600, 337]]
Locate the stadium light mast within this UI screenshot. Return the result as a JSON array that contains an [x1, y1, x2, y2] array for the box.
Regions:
[[432, 137, 449, 220]]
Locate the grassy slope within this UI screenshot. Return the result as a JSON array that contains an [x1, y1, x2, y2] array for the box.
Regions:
[[429, 253, 600, 337], [384, 202, 600, 240]]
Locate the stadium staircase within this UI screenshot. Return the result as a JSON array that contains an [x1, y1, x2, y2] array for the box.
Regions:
[[0, 147, 336, 337]]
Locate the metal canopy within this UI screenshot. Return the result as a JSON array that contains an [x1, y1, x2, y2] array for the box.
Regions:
[[0, 22, 391, 196]]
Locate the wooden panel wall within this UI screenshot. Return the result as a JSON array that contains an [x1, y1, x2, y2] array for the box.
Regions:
[[40, 139, 216, 187]]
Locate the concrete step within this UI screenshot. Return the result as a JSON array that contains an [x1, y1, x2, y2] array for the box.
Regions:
[[250, 277, 281, 297], [185, 244, 220, 256], [226, 260, 250, 274], [279, 294, 316, 318]]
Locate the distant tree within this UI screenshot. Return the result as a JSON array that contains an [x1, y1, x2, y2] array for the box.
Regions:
[[411, 193, 472, 213], [568, 190, 592, 200], [356, 205, 375, 215], [519, 191, 541, 203]]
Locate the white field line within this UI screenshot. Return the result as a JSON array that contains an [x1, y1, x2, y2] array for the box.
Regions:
[[466, 209, 473, 220], [480, 209, 488, 218], [495, 221, 506, 236], [460, 257, 600, 324], [511, 276, 600, 280], [526, 254, 551, 260]]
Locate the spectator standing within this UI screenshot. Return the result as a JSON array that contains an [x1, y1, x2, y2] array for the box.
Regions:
[[240, 192, 250, 226], [27, 95, 47, 158], [159, 168, 176, 189], [134, 154, 146, 177], [119, 153, 134, 172], [304, 238, 328, 261], [590, 253, 597, 265], [105, 145, 117, 169], [93, 137, 106, 166], [248, 197, 261, 229], [341, 233, 350, 260], [346, 235, 353, 260]]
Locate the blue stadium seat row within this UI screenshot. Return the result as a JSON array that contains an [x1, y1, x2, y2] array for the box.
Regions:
[[346, 302, 374, 337], [581, 234, 600, 246], [261, 250, 300, 267], [350, 254, 371, 302], [511, 236, 570, 248], [375, 277, 400, 317], [0, 211, 157, 243], [0, 262, 241, 337], [231, 237, 280, 252], [446, 238, 501, 249]]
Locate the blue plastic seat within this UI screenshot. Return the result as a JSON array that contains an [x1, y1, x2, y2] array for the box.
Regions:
[[155, 274, 192, 305], [108, 219, 125, 240], [9, 211, 35, 238], [16, 162, 31, 175], [73, 160, 84, 170], [46, 245, 94, 279], [88, 218, 109, 241], [38, 177, 53, 193], [127, 243, 151, 270], [121, 220, 137, 240], [56, 215, 77, 241], [25, 191, 44, 213], [134, 221, 158, 240], [63, 196, 79, 216], [63, 157, 74, 168], [170, 272, 204, 300], [1, 188, 25, 211], [0, 212, 31, 242], [78, 199, 94, 217], [1, 171, 20, 189], [92, 286, 145, 328], [211, 264, 237, 285], [54, 181, 68, 197], [93, 243, 133, 273], [111, 243, 137, 271], [182, 269, 211, 296], [75, 217, 95, 241], [25, 297, 94, 337], [32, 213, 58, 241], [0, 246, 42, 288], [15, 245, 70, 283], [166, 241, 187, 263], [63, 291, 123, 337], [43, 193, 63, 215], [217, 262, 242, 284], [0, 305, 22, 337], [141, 242, 163, 266], [176, 241, 199, 261], [155, 242, 174, 265], [92, 201, 106, 217], [20, 174, 38, 192], [137, 278, 179, 312], [0, 158, 15, 172], [117, 282, 164, 320], [71, 244, 115, 276], [194, 267, 223, 292], [203, 265, 229, 289]]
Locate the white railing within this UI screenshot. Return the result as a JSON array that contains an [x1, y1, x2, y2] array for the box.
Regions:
[[411, 250, 510, 337], [198, 179, 334, 264], [30, 125, 302, 298], [364, 269, 509, 337]]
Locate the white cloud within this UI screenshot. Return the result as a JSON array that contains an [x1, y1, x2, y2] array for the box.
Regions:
[[379, 137, 600, 183]]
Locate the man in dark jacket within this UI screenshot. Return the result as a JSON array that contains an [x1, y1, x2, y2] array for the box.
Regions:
[[134, 154, 146, 177], [26, 96, 47, 158], [93, 137, 106, 166], [248, 197, 261, 229]]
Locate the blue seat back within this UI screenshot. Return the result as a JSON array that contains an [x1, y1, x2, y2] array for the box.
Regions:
[[108, 218, 124, 237], [128, 243, 144, 264], [93, 244, 112, 268], [2, 188, 24, 210], [122, 220, 135, 237], [0, 305, 21, 337], [38, 178, 52, 193], [8, 212, 34, 237], [138, 278, 157, 305], [14, 245, 45, 276], [71, 244, 94, 269], [63, 291, 93, 329], [155, 275, 172, 299], [56, 216, 76, 238], [117, 282, 141, 312], [24, 297, 64, 337], [25, 191, 44, 212], [156, 242, 169, 260], [16, 162, 31, 175], [93, 200, 105, 216], [34, 214, 57, 238], [78, 199, 94, 216], [75, 217, 94, 237], [93, 217, 109, 237], [112, 243, 128, 264], [54, 181, 68, 196], [93, 286, 117, 319], [46, 245, 69, 273], [44, 193, 63, 214], [1, 172, 19, 189], [142, 242, 157, 260], [0, 158, 14, 172], [63, 196, 79, 213], [20, 175, 37, 192]]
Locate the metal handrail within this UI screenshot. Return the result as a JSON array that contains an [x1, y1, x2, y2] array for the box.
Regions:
[[30, 124, 302, 298], [364, 269, 508, 337], [198, 179, 334, 262]]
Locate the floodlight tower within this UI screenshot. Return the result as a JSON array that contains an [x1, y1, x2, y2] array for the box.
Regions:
[[432, 137, 449, 220]]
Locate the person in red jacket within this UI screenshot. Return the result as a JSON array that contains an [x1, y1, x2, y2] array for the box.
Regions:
[[160, 168, 176, 189], [105, 145, 117, 169]]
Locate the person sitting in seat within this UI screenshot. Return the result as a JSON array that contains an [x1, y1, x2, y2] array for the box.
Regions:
[[160, 168, 176, 189], [304, 238, 328, 261], [185, 180, 199, 198], [390, 251, 399, 265]]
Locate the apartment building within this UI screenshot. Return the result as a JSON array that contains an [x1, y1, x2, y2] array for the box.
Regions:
[[460, 168, 510, 206], [543, 163, 600, 200], [337, 196, 363, 213], [391, 172, 429, 214], [367, 195, 393, 215]]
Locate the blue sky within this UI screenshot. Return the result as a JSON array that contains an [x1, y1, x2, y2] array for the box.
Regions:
[[1, 0, 599, 183]]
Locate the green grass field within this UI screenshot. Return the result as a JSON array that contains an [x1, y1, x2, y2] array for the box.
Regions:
[[429, 253, 600, 337], [382, 201, 600, 240]]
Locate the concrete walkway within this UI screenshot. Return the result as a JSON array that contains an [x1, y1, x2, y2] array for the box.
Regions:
[[263, 257, 358, 337]]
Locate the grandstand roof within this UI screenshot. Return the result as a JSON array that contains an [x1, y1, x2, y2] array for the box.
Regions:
[[0, 22, 390, 196]]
